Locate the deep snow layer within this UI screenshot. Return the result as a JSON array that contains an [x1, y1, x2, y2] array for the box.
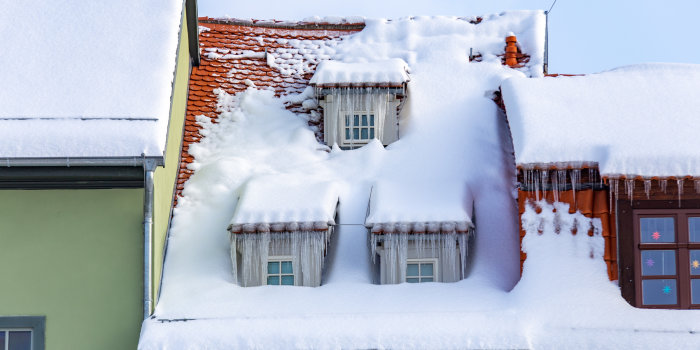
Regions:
[[139, 12, 700, 349], [1, 0, 182, 157], [502, 63, 700, 177], [310, 58, 410, 86]]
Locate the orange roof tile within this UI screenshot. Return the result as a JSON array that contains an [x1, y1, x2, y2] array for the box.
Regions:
[[174, 18, 364, 203]]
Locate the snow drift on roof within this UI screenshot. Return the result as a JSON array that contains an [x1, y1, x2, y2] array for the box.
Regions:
[[310, 58, 410, 86], [365, 180, 473, 226], [0, 0, 183, 157], [502, 63, 700, 178], [230, 176, 339, 225]]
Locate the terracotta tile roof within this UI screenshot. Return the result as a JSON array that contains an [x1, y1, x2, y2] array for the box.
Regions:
[[175, 18, 364, 202]]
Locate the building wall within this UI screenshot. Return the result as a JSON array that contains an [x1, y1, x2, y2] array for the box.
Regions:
[[0, 189, 144, 350], [153, 6, 191, 306]]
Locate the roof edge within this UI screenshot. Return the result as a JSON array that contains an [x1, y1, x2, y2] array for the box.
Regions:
[[199, 17, 366, 31]]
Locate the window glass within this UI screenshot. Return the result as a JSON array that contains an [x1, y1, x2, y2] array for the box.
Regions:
[[406, 278, 419, 283], [267, 262, 279, 274], [692, 279, 700, 304], [406, 263, 419, 277], [281, 261, 293, 274], [361, 115, 368, 126], [690, 217, 700, 242], [641, 250, 676, 276], [361, 129, 368, 139], [345, 129, 350, 139], [690, 250, 700, 276], [640, 217, 675, 243], [420, 263, 434, 277], [370, 115, 374, 126], [642, 279, 677, 305], [345, 116, 350, 126], [353, 115, 359, 125], [267, 276, 279, 285], [370, 129, 375, 139], [422, 278, 434, 282], [353, 129, 359, 139], [281, 276, 294, 285], [0, 332, 5, 350], [8, 331, 31, 350]]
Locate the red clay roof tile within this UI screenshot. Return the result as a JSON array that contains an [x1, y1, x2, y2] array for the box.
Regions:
[[173, 18, 364, 204]]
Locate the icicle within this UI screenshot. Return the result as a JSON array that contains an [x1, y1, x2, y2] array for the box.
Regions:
[[608, 178, 619, 210], [695, 179, 700, 194], [571, 168, 581, 204], [557, 169, 567, 191], [644, 179, 652, 199], [677, 179, 684, 208], [551, 170, 559, 203], [660, 179, 668, 194], [534, 169, 541, 202], [625, 179, 634, 203]]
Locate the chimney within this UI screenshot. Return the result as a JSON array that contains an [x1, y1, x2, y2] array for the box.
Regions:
[[505, 35, 518, 67]]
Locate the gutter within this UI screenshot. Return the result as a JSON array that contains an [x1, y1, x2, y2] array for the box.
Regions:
[[2, 155, 162, 320]]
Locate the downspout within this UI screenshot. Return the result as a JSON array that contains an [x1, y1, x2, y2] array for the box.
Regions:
[[543, 10, 549, 75], [143, 157, 157, 319]]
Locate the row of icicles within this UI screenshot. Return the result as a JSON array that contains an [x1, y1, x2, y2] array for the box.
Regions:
[[521, 168, 700, 208]]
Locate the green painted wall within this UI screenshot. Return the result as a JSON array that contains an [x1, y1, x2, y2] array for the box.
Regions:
[[0, 189, 143, 350], [153, 6, 191, 306]]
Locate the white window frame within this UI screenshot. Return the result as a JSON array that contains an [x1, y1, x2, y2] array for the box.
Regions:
[[406, 258, 439, 283], [265, 256, 297, 286], [340, 111, 376, 146]]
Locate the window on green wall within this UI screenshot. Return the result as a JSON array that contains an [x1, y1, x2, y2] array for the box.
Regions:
[[0, 317, 45, 350]]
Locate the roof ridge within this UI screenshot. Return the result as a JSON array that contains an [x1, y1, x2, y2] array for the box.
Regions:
[[198, 17, 365, 31]]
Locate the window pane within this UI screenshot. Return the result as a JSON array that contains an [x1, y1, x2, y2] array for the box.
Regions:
[[354, 115, 359, 126], [692, 279, 700, 304], [642, 279, 677, 305], [361, 129, 368, 139], [691, 250, 700, 276], [640, 217, 675, 243], [420, 263, 434, 277], [406, 264, 419, 277], [345, 115, 350, 126], [8, 331, 31, 350], [370, 115, 375, 126], [370, 129, 375, 139], [362, 115, 368, 126], [406, 278, 419, 283], [267, 262, 279, 274], [281, 261, 293, 274], [0, 331, 5, 350], [690, 217, 700, 242], [281, 275, 294, 285], [353, 129, 359, 139], [641, 250, 676, 276], [267, 276, 280, 285], [422, 278, 434, 282]]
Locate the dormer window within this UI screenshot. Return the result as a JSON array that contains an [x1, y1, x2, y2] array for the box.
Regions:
[[310, 59, 409, 149]]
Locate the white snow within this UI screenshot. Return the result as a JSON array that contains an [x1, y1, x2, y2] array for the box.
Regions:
[[366, 180, 473, 224], [137, 11, 696, 349], [229, 176, 340, 225], [1, 0, 183, 158], [310, 58, 410, 86], [502, 63, 700, 178]]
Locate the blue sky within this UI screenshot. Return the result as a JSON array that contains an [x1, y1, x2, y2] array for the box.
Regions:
[[198, 0, 698, 74]]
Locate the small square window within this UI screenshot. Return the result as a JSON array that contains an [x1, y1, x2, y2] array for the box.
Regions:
[[342, 112, 376, 146], [406, 259, 437, 283], [640, 217, 675, 243], [0, 316, 44, 350], [266, 258, 295, 286]]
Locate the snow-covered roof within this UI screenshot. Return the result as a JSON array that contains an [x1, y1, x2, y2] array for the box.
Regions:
[[142, 11, 553, 349], [310, 58, 410, 87], [502, 63, 700, 178], [0, 0, 183, 158], [228, 176, 339, 232], [365, 180, 473, 234]]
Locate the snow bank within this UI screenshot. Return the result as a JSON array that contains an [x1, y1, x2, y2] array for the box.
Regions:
[[502, 63, 700, 177], [230, 176, 340, 225], [310, 58, 410, 86], [1, 0, 183, 157]]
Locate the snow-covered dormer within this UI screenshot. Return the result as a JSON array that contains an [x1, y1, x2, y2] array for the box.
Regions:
[[310, 59, 409, 149]]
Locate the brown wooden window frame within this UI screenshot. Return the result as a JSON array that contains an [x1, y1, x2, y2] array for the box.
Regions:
[[618, 199, 700, 309]]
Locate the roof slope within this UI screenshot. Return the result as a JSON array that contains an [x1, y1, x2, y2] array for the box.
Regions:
[[175, 18, 364, 198], [0, 0, 184, 158], [502, 63, 700, 178]]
